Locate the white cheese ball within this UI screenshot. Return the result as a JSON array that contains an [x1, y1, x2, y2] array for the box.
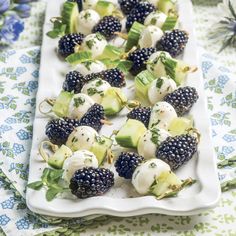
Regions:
[[149, 101, 177, 130], [139, 26, 164, 48], [66, 126, 98, 152], [132, 159, 171, 195], [147, 51, 171, 77], [144, 11, 167, 28], [148, 77, 177, 104], [82, 0, 98, 9], [138, 128, 170, 159], [63, 150, 98, 182], [81, 33, 107, 59], [81, 78, 111, 104], [77, 10, 101, 35], [68, 93, 94, 119], [76, 60, 106, 75]]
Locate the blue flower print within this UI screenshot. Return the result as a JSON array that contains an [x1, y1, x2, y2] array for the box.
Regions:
[[16, 217, 30, 230], [1, 197, 15, 209], [31, 70, 39, 78], [202, 61, 213, 75], [0, 0, 10, 14], [0, 215, 10, 226], [16, 129, 30, 140], [16, 66, 27, 75], [0, 124, 12, 135], [9, 163, 29, 180], [0, 14, 24, 45], [24, 98, 36, 107], [27, 80, 38, 92], [13, 143, 25, 155]]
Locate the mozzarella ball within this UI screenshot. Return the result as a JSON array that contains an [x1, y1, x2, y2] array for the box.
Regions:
[[82, 0, 98, 9], [144, 11, 167, 28], [81, 78, 111, 103], [66, 126, 98, 152], [148, 77, 177, 104], [147, 51, 171, 77], [138, 128, 170, 159], [76, 60, 106, 75], [139, 26, 164, 48], [132, 159, 171, 195], [69, 93, 94, 119], [149, 101, 177, 130], [77, 10, 101, 35], [81, 33, 107, 59], [63, 150, 98, 182]]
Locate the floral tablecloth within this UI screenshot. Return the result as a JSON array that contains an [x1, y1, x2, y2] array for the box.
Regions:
[[0, 1, 236, 235]]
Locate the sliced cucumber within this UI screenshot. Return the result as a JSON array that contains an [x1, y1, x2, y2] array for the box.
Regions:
[[175, 60, 192, 85], [168, 117, 193, 136], [161, 15, 178, 31], [125, 22, 145, 52], [90, 135, 113, 165], [150, 171, 182, 198], [61, 2, 79, 34], [52, 91, 73, 117], [158, 0, 177, 15], [48, 145, 72, 169], [95, 0, 115, 17], [115, 119, 147, 148], [101, 87, 127, 116], [135, 70, 156, 100]]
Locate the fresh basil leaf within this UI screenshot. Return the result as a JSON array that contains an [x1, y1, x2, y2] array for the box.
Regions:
[[41, 168, 51, 183], [46, 188, 60, 201], [66, 51, 92, 65], [27, 181, 44, 190], [48, 169, 64, 182]]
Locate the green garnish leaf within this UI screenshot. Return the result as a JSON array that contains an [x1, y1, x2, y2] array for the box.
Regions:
[[73, 97, 85, 107], [95, 136, 106, 145], [27, 181, 44, 190], [27, 168, 69, 202], [46, 188, 61, 202], [66, 51, 92, 65], [221, 178, 236, 192], [150, 128, 160, 145], [47, 20, 66, 39]]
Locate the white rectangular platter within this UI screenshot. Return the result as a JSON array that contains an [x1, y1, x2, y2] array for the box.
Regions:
[[26, 0, 221, 217]]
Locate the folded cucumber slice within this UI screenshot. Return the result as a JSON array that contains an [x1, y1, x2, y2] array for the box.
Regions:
[[125, 22, 145, 52], [61, 2, 79, 34], [48, 145, 72, 169], [116, 119, 147, 148], [168, 117, 193, 136], [158, 0, 177, 15], [52, 91, 73, 117], [95, 0, 115, 17], [135, 70, 156, 100], [90, 136, 113, 165], [161, 15, 178, 31]]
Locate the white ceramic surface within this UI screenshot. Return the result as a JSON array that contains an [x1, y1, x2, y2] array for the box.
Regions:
[[26, 0, 221, 217]]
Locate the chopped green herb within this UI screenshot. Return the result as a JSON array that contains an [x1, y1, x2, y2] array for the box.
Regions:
[[84, 12, 91, 20], [150, 18, 157, 25], [87, 87, 98, 96], [95, 80, 103, 87], [86, 39, 95, 49], [150, 128, 160, 145], [95, 136, 106, 145], [73, 97, 85, 107], [156, 78, 164, 89]]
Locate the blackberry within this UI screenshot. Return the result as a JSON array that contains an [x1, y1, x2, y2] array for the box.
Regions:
[[118, 0, 140, 15], [79, 104, 105, 132], [46, 118, 80, 145], [163, 86, 199, 116], [63, 71, 88, 93], [126, 2, 155, 31], [85, 68, 126, 87], [92, 16, 122, 40], [128, 47, 156, 76], [156, 29, 189, 57], [58, 33, 84, 57], [115, 152, 144, 179], [156, 134, 198, 170], [127, 107, 151, 128], [70, 167, 114, 198]]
